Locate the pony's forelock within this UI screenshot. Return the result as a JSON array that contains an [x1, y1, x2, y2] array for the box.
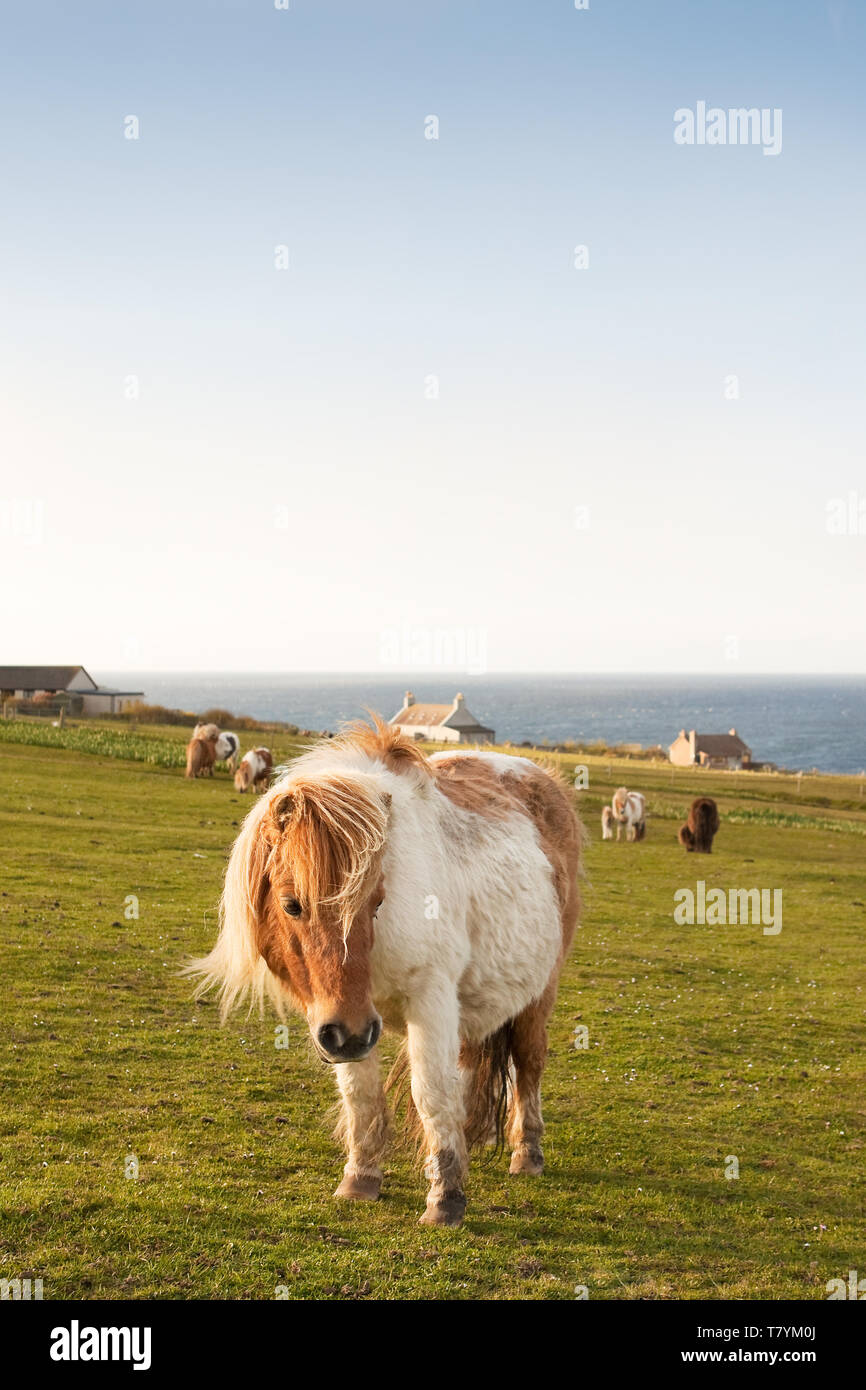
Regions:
[[272, 772, 389, 936], [185, 763, 390, 1018]]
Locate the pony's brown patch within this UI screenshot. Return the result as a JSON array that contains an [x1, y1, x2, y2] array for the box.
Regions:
[[434, 755, 581, 940], [431, 756, 522, 819], [502, 765, 582, 920]]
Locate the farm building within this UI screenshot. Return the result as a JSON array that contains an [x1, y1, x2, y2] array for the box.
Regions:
[[390, 690, 495, 745], [669, 728, 752, 771], [0, 665, 143, 716]]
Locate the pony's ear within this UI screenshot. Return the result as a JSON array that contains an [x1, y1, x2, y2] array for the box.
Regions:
[[381, 791, 392, 813], [270, 791, 296, 831]]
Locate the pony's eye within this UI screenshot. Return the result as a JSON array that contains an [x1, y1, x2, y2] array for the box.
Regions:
[[282, 897, 303, 918]]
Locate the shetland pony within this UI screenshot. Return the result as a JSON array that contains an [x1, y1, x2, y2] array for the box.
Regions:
[[234, 747, 273, 794], [187, 719, 583, 1227], [601, 805, 615, 840], [185, 736, 215, 779], [215, 731, 240, 774], [612, 786, 646, 841], [679, 796, 720, 853]]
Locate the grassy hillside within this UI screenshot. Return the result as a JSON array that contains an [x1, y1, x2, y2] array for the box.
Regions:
[[1, 729, 864, 1300]]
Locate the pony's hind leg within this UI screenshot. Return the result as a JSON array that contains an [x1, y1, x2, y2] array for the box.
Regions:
[[507, 985, 555, 1176], [333, 1051, 390, 1201]]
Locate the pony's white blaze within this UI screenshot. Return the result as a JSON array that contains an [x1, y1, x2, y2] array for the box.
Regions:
[[188, 720, 582, 1228]]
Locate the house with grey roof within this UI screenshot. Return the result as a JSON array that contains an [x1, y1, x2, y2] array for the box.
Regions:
[[0, 666, 143, 715], [669, 728, 752, 770], [390, 691, 495, 745]]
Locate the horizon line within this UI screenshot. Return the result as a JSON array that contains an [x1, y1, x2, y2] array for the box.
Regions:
[[84, 668, 866, 680]]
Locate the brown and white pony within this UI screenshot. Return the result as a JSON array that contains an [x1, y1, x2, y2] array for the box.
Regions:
[[611, 786, 646, 841], [234, 747, 273, 794], [601, 805, 615, 840], [679, 796, 720, 853], [187, 719, 582, 1227], [185, 736, 216, 779]]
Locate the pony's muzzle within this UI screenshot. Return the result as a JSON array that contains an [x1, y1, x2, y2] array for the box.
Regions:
[[316, 1015, 382, 1063]]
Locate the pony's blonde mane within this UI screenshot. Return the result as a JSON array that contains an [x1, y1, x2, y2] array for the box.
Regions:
[[297, 712, 432, 780]]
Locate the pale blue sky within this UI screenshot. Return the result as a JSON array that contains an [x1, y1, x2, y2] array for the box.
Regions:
[[1, 0, 864, 672]]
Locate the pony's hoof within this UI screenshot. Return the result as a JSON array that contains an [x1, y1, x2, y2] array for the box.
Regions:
[[509, 1146, 544, 1176], [419, 1192, 466, 1227], [334, 1173, 381, 1202]]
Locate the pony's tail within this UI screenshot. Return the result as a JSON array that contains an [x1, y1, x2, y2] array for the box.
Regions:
[[384, 1044, 423, 1152], [678, 822, 695, 850], [463, 1022, 514, 1153], [385, 1022, 515, 1157]]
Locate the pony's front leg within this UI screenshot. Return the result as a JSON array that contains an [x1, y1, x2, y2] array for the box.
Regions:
[[333, 1050, 390, 1202], [407, 991, 467, 1227]]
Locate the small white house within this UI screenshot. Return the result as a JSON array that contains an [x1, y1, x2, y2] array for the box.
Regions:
[[390, 691, 495, 744]]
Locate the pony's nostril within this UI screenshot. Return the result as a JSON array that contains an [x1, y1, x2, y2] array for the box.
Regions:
[[317, 1023, 347, 1055], [365, 1017, 382, 1049]]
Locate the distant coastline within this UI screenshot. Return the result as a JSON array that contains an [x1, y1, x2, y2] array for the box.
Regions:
[[95, 673, 866, 777]]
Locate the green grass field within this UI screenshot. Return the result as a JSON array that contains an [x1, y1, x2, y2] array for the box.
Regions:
[[1, 723, 864, 1300]]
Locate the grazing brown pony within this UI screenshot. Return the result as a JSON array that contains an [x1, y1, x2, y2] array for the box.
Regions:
[[185, 736, 216, 779], [679, 797, 720, 853], [187, 721, 583, 1227]]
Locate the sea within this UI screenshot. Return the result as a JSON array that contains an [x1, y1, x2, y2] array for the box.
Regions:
[[96, 673, 866, 776]]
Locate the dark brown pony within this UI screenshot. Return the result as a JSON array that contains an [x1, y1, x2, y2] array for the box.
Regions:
[[679, 796, 720, 853]]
